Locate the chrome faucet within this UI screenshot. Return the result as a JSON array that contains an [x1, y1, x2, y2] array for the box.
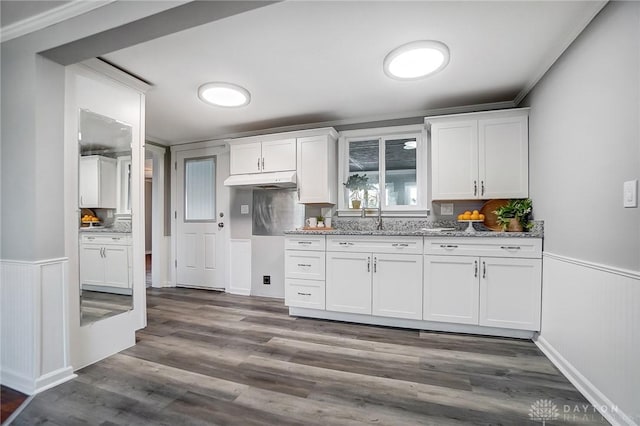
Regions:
[[376, 206, 383, 230]]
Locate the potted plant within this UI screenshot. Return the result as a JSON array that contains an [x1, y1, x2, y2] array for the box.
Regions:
[[343, 174, 370, 209], [493, 198, 534, 232]]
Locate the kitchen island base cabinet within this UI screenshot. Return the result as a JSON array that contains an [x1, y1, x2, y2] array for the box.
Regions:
[[326, 252, 372, 315], [423, 255, 479, 325]]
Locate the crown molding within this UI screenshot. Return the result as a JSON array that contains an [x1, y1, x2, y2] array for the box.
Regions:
[[514, 0, 608, 105], [0, 0, 115, 43]]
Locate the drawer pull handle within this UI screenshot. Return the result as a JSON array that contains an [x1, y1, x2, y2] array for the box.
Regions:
[[112, 237, 120, 240], [338, 242, 355, 246], [440, 244, 458, 249], [297, 263, 312, 267], [297, 241, 312, 245], [500, 246, 521, 250], [87, 237, 95, 240], [392, 243, 409, 247], [297, 292, 312, 296]]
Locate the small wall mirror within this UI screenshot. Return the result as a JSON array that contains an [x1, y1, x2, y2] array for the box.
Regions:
[[78, 109, 134, 325]]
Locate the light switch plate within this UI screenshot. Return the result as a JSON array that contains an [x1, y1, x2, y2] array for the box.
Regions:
[[440, 203, 454, 215], [623, 180, 637, 208], [240, 204, 249, 214]]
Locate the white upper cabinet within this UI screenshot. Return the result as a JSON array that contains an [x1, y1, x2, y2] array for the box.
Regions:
[[79, 155, 117, 208], [229, 139, 295, 175], [261, 139, 296, 172], [230, 142, 262, 175], [428, 109, 529, 200], [297, 132, 338, 204], [430, 120, 478, 200]]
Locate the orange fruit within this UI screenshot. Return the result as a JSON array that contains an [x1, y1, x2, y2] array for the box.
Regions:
[[464, 211, 472, 216], [479, 214, 485, 220]]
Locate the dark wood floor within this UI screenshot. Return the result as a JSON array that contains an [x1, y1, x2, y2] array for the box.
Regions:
[[1, 385, 28, 423], [14, 288, 608, 425]]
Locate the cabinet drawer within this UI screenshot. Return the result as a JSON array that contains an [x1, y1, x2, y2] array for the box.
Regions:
[[285, 250, 325, 280], [424, 238, 541, 258], [327, 235, 423, 254], [285, 235, 325, 251], [285, 279, 325, 309], [80, 233, 131, 245]]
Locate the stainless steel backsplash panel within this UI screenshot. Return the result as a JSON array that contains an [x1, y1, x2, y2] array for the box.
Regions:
[[253, 189, 304, 236]]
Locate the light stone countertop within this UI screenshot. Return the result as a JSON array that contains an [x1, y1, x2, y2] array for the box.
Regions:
[[285, 220, 543, 238]]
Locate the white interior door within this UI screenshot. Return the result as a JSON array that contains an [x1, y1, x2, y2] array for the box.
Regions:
[[176, 148, 226, 289]]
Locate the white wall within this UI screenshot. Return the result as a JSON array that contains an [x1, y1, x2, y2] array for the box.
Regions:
[[524, 2, 640, 424]]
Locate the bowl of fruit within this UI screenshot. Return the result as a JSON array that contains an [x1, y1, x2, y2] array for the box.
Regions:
[[81, 214, 102, 228], [457, 210, 485, 233]]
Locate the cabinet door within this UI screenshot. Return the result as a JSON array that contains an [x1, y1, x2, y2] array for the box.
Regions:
[[430, 121, 478, 200], [372, 253, 422, 320], [103, 246, 130, 288], [261, 139, 296, 172], [297, 135, 336, 204], [230, 142, 262, 175], [80, 244, 105, 285], [479, 257, 541, 331], [79, 157, 99, 207], [423, 255, 479, 324], [478, 115, 528, 198], [326, 251, 372, 314]]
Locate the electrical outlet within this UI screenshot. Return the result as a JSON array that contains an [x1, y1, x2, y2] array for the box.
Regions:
[[623, 180, 638, 208], [263, 275, 271, 285], [241, 204, 249, 214], [441, 203, 454, 215]]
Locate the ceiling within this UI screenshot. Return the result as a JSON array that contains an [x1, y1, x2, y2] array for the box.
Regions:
[[3, 1, 605, 146], [0, 1, 69, 27]]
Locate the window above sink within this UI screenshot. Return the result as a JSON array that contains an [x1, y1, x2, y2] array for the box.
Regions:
[[338, 124, 428, 216]]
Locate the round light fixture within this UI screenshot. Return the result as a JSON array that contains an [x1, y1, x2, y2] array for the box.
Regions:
[[198, 82, 251, 107], [403, 140, 417, 150], [384, 40, 450, 80]]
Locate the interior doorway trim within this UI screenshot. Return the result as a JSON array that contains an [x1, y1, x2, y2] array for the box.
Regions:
[[145, 143, 170, 288]]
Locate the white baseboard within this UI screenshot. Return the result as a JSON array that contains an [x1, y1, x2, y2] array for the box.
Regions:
[[535, 335, 636, 426], [0, 366, 75, 396], [289, 307, 535, 339], [227, 287, 251, 296]]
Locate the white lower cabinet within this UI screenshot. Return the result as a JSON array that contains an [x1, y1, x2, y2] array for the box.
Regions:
[[423, 240, 542, 331], [479, 257, 542, 330], [326, 251, 372, 314], [372, 253, 422, 320], [284, 235, 326, 309], [423, 255, 479, 325], [80, 233, 131, 289]]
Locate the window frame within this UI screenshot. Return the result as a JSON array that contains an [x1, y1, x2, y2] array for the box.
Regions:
[[337, 124, 428, 216]]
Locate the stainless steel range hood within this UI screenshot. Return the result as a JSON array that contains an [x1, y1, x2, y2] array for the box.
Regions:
[[223, 170, 297, 189]]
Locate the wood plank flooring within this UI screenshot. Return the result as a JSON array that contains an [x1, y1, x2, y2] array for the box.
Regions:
[[14, 288, 609, 425]]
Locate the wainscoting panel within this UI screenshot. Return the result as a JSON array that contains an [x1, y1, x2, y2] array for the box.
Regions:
[[229, 239, 251, 295], [536, 253, 639, 426], [0, 259, 75, 395]]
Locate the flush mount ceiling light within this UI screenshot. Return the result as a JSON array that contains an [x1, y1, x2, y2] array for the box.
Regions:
[[198, 82, 251, 107], [384, 40, 450, 80]]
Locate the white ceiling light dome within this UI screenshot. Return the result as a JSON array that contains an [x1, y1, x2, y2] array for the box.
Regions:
[[198, 82, 251, 107], [384, 40, 450, 80]]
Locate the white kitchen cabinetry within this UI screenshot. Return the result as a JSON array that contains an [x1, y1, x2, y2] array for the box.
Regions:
[[428, 109, 528, 200], [479, 257, 542, 330], [423, 255, 479, 325], [423, 238, 542, 331], [297, 131, 338, 204], [284, 235, 326, 310], [326, 236, 423, 319], [80, 233, 132, 291], [230, 139, 296, 175], [79, 155, 117, 208]]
